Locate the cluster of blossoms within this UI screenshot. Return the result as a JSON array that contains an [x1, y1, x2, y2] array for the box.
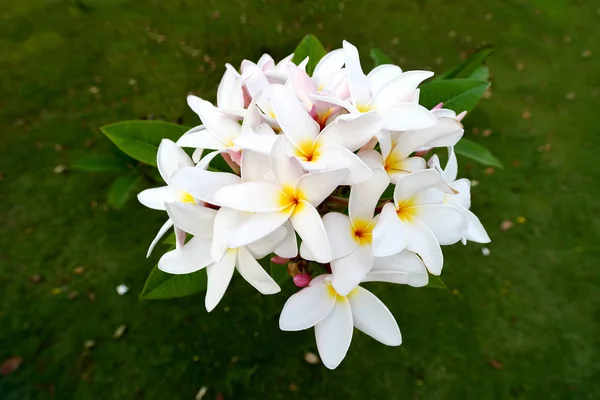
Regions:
[[138, 41, 490, 369]]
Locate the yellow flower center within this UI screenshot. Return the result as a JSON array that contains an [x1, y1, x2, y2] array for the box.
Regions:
[[180, 192, 196, 204], [294, 139, 321, 162], [351, 218, 374, 246], [396, 198, 417, 220]]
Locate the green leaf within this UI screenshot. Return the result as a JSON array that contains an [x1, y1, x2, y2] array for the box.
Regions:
[[419, 79, 490, 114], [162, 232, 176, 246], [469, 65, 490, 81], [455, 138, 503, 168], [107, 175, 141, 209], [426, 274, 447, 289], [437, 46, 496, 80], [100, 120, 191, 166], [140, 265, 207, 300], [268, 258, 289, 285], [291, 34, 326, 76], [71, 155, 128, 173], [370, 48, 393, 67]]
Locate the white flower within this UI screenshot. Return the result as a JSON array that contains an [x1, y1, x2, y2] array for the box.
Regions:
[[279, 275, 402, 370], [372, 169, 467, 274], [428, 147, 491, 244], [214, 136, 349, 263]]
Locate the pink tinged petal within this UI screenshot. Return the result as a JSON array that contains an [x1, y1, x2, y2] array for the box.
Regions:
[[315, 295, 354, 370], [274, 221, 299, 258], [331, 245, 374, 296], [217, 65, 243, 109], [393, 169, 447, 206], [347, 286, 401, 346], [187, 96, 241, 145], [406, 218, 443, 275], [146, 218, 174, 258], [432, 102, 444, 110], [165, 202, 216, 238], [394, 118, 464, 159], [309, 93, 357, 114], [296, 168, 349, 207], [286, 64, 317, 110], [241, 150, 270, 182], [177, 128, 226, 151], [290, 200, 332, 263], [246, 225, 287, 259], [456, 111, 467, 121], [342, 40, 371, 108], [366, 250, 429, 287], [171, 167, 241, 204], [158, 236, 213, 275], [257, 53, 274, 68], [205, 249, 237, 312], [372, 203, 411, 257], [377, 103, 438, 131], [229, 208, 293, 248], [211, 207, 243, 262], [156, 139, 194, 184], [409, 205, 466, 245], [316, 112, 383, 151], [138, 186, 180, 211], [270, 136, 304, 190], [367, 64, 403, 95], [449, 178, 471, 209], [175, 226, 186, 250], [313, 48, 345, 86], [323, 212, 359, 259], [368, 70, 434, 108], [349, 167, 389, 221], [213, 181, 286, 212], [271, 84, 320, 148], [271, 256, 290, 265], [236, 246, 280, 295], [279, 277, 336, 331], [311, 145, 370, 185]]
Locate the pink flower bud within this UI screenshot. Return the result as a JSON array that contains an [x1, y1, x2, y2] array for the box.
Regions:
[[432, 102, 444, 110], [270, 256, 290, 265], [293, 273, 311, 288]]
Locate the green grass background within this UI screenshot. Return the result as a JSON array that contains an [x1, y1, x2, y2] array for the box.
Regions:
[[1, 0, 599, 398]]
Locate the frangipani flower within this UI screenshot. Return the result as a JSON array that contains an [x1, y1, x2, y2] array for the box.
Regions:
[[428, 148, 491, 244], [372, 169, 467, 274], [271, 84, 381, 185], [214, 137, 349, 263], [279, 275, 402, 369]]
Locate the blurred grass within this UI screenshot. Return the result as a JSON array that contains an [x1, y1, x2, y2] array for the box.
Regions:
[[0, 0, 599, 398]]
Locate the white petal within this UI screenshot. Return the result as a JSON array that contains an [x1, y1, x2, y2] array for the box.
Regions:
[[257, 53, 274, 68], [171, 167, 241, 204], [316, 112, 382, 151], [377, 103, 438, 131], [357, 149, 386, 171], [347, 286, 401, 346], [372, 203, 411, 257], [309, 145, 369, 185], [165, 202, 216, 238], [445, 146, 459, 182], [270, 136, 304, 190], [138, 186, 180, 211], [313, 48, 345, 86], [309, 93, 356, 113], [394, 118, 464, 159], [234, 128, 277, 155], [369, 70, 434, 108], [290, 200, 331, 263], [406, 218, 443, 275], [271, 84, 320, 148], [214, 181, 287, 212], [177, 128, 226, 151], [299, 239, 316, 261], [286, 64, 317, 109], [393, 169, 446, 206], [158, 236, 213, 275], [410, 205, 466, 245], [296, 168, 349, 207], [242, 65, 270, 98], [451, 203, 491, 244], [246, 225, 287, 258], [349, 167, 389, 221], [146, 218, 174, 258], [229, 209, 293, 248], [323, 212, 358, 259], [315, 296, 353, 370], [366, 250, 428, 287], [211, 207, 243, 262], [273, 221, 299, 258], [205, 249, 237, 312], [342, 40, 371, 108], [157, 139, 194, 184], [449, 178, 471, 209], [241, 149, 270, 182], [217, 65, 243, 109], [367, 64, 403, 95], [387, 156, 427, 184], [431, 108, 457, 118], [236, 246, 280, 295], [279, 277, 336, 331], [331, 245, 374, 296], [411, 187, 445, 206], [187, 95, 240, 145]]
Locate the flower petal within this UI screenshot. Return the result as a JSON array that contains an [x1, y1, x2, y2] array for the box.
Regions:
[[274, 221, 299, 258], [187, 95, 241, 145], [229, 208, 293, 248], [449, 202, 491, 244], [349, 167, 389, 221], [246, 225, 288, 259], [138, 186, 181, 211], [342, 40, 371, 108], [393, 169, 447, 206], [170, 167, 241, 204], [211, 207, 243, 262], [310, 145, 370, 185], [165, 202, 216, 238], [217, 64, 244, 109], [347, 286, 401, 346], [316, 112, 382, 151], [271, 84, 320, 148], [331, 245, 374, 296], [279, 277, 336, 331], [410, 204, 466, 245], [271, 136, 304, 190], [157, 139, 194, 185], [214, 181, 288, 212], [444, 146, 459, 182], [386, 156, 427, 184], [158, 236, 213, 275], [241, 149, 271, 182], [146, 218, 174, 258], [313, 48, 345, 86], [290, 200, 331, 263], [372, 203, 411, 257], [323, 212, 358, 259], [406, 217, 443, 275], [177, 127, 226, 151], [236, 246, 280, 295], [449, 178, 471, 209], [315, 296, 354, 370], [296, 167, 349, 206], [234, 125, 277, 155], [377, 103, 438, 131], [367, 64, 403, 95], [365, 250, 428, 287], [369, 70, 434, 108], [309, 93, 356, 113], [205, 249, 237, 312], [394, 118, 464, 159]]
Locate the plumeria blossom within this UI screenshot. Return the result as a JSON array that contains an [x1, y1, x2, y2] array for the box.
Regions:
[[134, 40, 492, 370], [428, 148, 491, 244]]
